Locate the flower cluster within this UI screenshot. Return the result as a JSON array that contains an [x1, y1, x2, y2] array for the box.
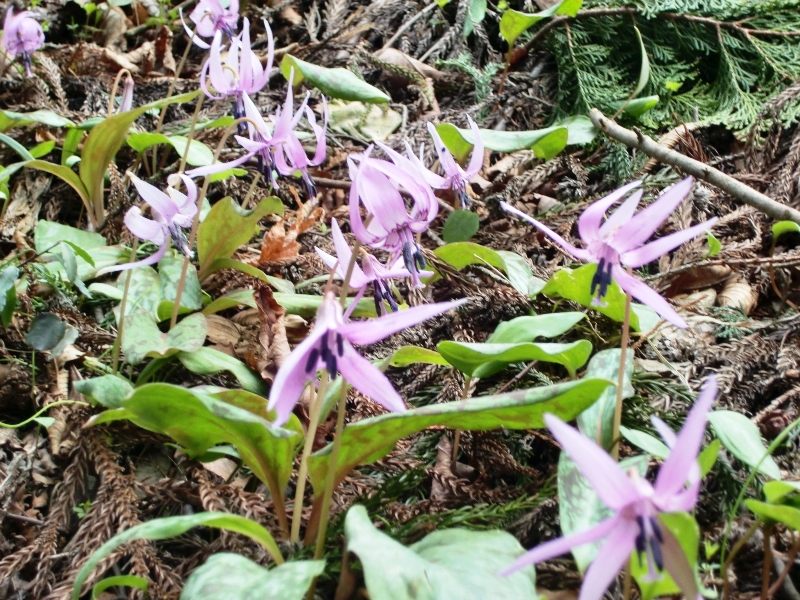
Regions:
[[181, 0, 239, 49], [2, 8, 44, 77]]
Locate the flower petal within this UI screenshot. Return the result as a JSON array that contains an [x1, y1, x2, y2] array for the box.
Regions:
[[96, 242, 167, 276], [124, 207, 166, 245], [610, 177, 694, 255], [309, 98, 327, 166], [598, 190, 642, 240], [500, 201, 592, 262], [654, 377, 716, 500], [660, 522, 702, 600], [464, 115, 484, 179], [341, 299, 467, 346], [611, 265, 687, 328], [338, 343, 407, 413], [180, 8, 211, 48], [620, 218, 718, 269], [544, 414, 639, 510], [128, 173, 179, 222], [651, 416, 677, 447], [427, 121, 461, 179], [577, 180, 642, 244], [578, 517, 639, 600], [499, 515, 620, 577]]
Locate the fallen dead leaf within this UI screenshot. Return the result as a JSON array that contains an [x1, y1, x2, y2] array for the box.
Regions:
[[717, 276, 758, 315], [255, 286, 291, 384], [259, 192, 323, 263]]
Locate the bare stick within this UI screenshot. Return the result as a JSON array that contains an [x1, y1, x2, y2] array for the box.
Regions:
[[588, 109, 800, 225]]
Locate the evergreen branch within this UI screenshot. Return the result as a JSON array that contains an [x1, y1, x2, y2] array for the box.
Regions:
[[589, 108, 800, 225]]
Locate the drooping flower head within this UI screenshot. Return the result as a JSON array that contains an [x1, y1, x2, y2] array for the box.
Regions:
[[200, 18, 273, 130], [409, 116, 484, 209], [501, 377, 718, 600], [99, 173, 198, 274], [315, 220, 430, 317], [2, 8, 44, 77], [268, 291, 465, 426], [118, 72, 134, 113], [181, 0, 239, 49], [274, 95, 328, 199], [348, 147, 439, 287], [501, 178, 717, 328]]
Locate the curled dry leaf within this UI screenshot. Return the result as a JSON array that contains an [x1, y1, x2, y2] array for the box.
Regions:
[[255, 286, 292, 384], [259, 193, 323, 263], [205, 314, 242, 347], [664, 264, 732, 295], [717, 276, 758, 315], [373, 48, 446, 82]]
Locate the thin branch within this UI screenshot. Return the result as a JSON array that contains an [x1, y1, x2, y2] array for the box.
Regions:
[[589, 109, 800, 225]]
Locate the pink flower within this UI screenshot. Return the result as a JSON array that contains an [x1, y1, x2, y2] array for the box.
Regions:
[[267, 291, 465, 426], [99, 174, 197, 274], [348, 147, 439, 287], [315, 220, 430, 316], [181, 0, 239, 49], [273, 95, 327, 199], [200, 18, 273, 128], [501, 377, 718, 600], [2, 8, 44, 77], [501, 178, 717, 328], [119, 73, 134, 113]]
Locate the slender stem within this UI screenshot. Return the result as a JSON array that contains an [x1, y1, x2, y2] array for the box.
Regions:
[[722, 519, 761, 600], [111, 238, 139, 374], [291, 371, 330, 544], [762, 524, 774, 600], [451, 375, 473, 464], [768, 533, 800, 598], [174, 94, 205, 175], [107, 68, 132, 116], [611, 290, 632, 460], [622, 560, 633, 600], [0, 400, 89, 428]]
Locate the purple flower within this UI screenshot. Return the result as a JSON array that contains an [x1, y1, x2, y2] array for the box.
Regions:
[[2, 8, 44, 77], [200, 18, 273, 129], [119, 72, 134, 113], [411, 116, 484, 208], [273, 95, 328, 199], [99, 174, 198, 274], [315, 220, 430, 317], [348, 148, 439, 287], [181, 0, 239, 49], [501, 377, 717, 600], [501, 178, 717, 328], [268, 292, 465, 426]]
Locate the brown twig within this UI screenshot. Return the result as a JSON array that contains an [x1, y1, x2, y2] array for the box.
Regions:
[[768, 534, 800, 599], [589, 109, 800, 225]]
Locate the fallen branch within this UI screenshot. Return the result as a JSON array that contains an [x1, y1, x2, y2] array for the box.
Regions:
[[589, 109, 800, 225]]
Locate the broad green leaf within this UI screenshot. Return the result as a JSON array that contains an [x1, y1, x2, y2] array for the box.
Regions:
[[708, 410, 781, 480], [308, 378, 612, 500], [0, 109, 75, 131], [205, 257, 295, 293], [79, 90, 202, 225], [437, 339, 592, 378], [745, 500, 800, 531], [74, 374, 134, 408], [25, 312, 68, 351], [559, 454, 647, 572], [0, 132, 35, 161], [499, 0, 583, 47], [463, 0, 487, 37], [281, 55, 390, 103], [698, 438, 720, 477], [126, 131, 171, 153], [577, 349, 634, 451], [158, 253, 203, 311], [532, 127, 568, 160], [30, 140, 56, 159], [328, 99, 402, 142], [122, 311, 207, 364], [25, 160, 91, 207], [772, 220, 800, 241], [631, 512, 704, 600], [706, 231, 722, 257], [496, 250, 546, 296], [86, 384, 302, 501], [197, 197, 283, 280], [345, 505, 538, 600], [272, 293, 378, 318], [202, 288, 258, 315], [0, 266, 19, 328], [763, 480, 800, 505], [34, 220, 104, 254], [71, 512, 283, 600], [541, 264, 660, 332], [388, 346, 449, 367], [620, 426, 669, 458], [632, 25, 650, 98], [436, 116, 594, 157], [92, 576, 147, 600], [617, 95, 660, 118], [487, 312, 584, 343], [442, 210, 480, 243], [177, 346, 269, 396], [181, 554, 324, 600], [127, 132, 214, 166], [114, 267, 161, 321]]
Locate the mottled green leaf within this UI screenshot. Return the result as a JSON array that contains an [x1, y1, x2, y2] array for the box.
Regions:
[[708, 410, 781, 480], [281, 55, 390, 103], [74, 374, 134, 408], [577, 349, 634, 451]]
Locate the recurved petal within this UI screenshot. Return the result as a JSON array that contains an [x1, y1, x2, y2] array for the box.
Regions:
[[96, 242, 167, 276], [577, 180, 642, 244], [129, 173, 179, 222], [501, 201, 592, 262], [464, 115, 484, 179], [185, 152, 254, 177], [309, 98, 328, 166], [262, 18, 274, 81], [242, 91, 270, 138], [611, 265, 687, 329], [660, 522, 702, 600], [610, 177, 695, 254], [180, 9, 211, 48], [651, 416, 677, 448], [598, 190, 642, 240], [620, 218, 718, 269], [124, 207, 166, 245], [427, 121, 461, 179], [654, 377, 716, 500], [338, 343, 407, 413], [499, 515, 620, 576], [544, 414, 639, 510], [340, 299, 467, 346], [578, 517, 639, 600]]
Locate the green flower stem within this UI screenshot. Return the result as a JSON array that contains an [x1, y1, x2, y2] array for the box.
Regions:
[[0, 400, 89, 428], [107, 68, 133, 117], [611, 290, 632, 461], [111, 238, 138, 374], [290, 370, 330, 544]]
